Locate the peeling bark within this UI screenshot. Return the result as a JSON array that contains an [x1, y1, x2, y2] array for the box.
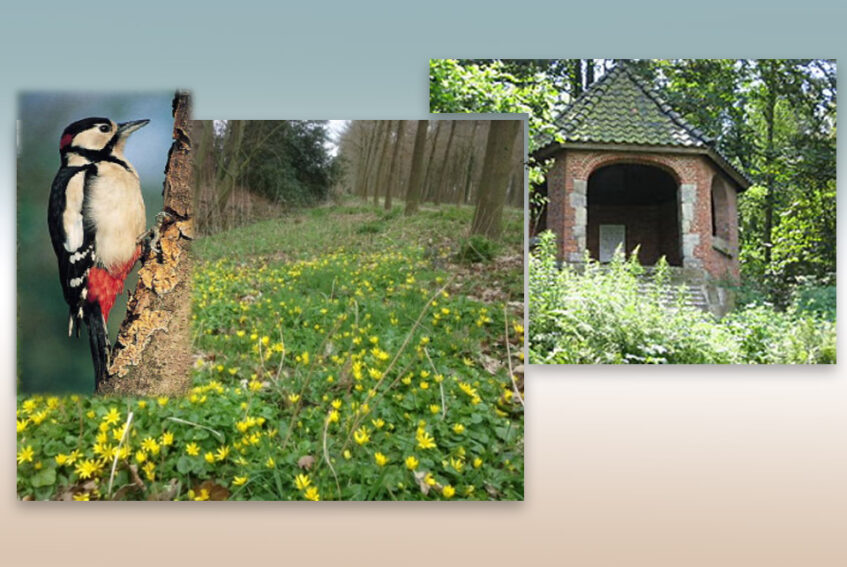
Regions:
[[98, 91, 194, 396]]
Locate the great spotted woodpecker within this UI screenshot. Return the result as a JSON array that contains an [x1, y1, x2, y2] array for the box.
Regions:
[[47, 117, 149, 390]]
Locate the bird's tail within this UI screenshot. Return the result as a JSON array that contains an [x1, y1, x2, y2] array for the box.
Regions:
[[83, 304, 110, 391]]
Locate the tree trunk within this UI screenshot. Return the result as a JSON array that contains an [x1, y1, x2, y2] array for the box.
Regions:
[[98, 91, 194, 396], [422, 121, 443, 203], [213, 120, 245, 219], [373, 121, 393, 206], [404, 120, 428, 216], [761, 65, 778, 270], [384, 120, 405, 210], [434, 121, 457, 205], [471, 120, 521, 239]]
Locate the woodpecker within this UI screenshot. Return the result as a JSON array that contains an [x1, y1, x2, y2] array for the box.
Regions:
[[47, 117, 150, 390]]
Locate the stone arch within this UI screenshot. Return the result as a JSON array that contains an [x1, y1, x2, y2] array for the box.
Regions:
[[586, 161, 681, 266], [576, 152, 688, 186]]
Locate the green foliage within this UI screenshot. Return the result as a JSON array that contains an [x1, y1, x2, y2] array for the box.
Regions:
[[456, 235, 500, 264], [239, 121, 338, 206], [17, 203, 524, 501], [529, 231, 835, 365]]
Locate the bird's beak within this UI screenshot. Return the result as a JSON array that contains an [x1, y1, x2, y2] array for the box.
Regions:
[[117, 119, 150, 136]]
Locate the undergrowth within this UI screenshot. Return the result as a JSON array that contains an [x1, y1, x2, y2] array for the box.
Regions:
[[17, 202, 525, 501], [530, 231, 835, 365]]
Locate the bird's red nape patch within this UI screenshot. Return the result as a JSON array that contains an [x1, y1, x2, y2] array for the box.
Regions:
[[86, 245, 142, 321], [60, 133, 73, 150]]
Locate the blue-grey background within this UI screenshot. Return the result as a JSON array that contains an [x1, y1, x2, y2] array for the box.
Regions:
[[17, 92, 174, 393], [1, 3, 845, 566]]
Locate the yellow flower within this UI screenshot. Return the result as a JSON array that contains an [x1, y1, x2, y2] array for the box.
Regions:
[[374, 452, 388, 467], [204, 452, 215, 464], [143, 461, 156, 481], [424, 473, 436, 486], [442, 485, 456, 498], [16, 445, 34, 464], [331, 399, 342, 409], [405, 455, 419, 470], [233, 476, 248, 486], [157, 396, 169, 406], [265, 457, 275, 468], [16, 419, 28, 433], [429, 404, 440, 414], [141, 437, 160, 455], [294, 474, 311, 491], [343, 450, 352, 460], [74, 459, 101, 479], [137, 400, 147, 409], [161, 431, 174, 446], [473, 457, 483, 469], [327, 410, 340, 424], [353, 426, 370, 445], [450, 457, 465, 472], [452, 423, 465, 434], [102, 407, 121, 426], [416, 429, 437, 450], [72, 493, 90, 501], [86, 410, 96, 419], [288, 393, 301, 403], [371, 418, 385, 429], [186, 443, 200, 456], [191, 488, 210, 501], [304, 487, 320, 501], [215, 446, 230, 461], [135, 450, 147, 464], [301, 351, 310, 365], [55, 454, 68, 466]]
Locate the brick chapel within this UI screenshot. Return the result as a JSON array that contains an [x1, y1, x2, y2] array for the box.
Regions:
[[533, 64, 752, 314]]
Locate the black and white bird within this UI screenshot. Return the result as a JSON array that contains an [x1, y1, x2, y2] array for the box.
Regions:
[[47, 117, 149, 389]]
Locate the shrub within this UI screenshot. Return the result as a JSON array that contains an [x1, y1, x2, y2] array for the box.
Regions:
[[456, 235, 499, 264]]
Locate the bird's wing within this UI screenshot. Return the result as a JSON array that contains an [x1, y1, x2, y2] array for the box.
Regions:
[[48, 164, 98, 330]]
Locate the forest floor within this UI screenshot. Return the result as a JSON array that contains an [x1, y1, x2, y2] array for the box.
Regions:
[[17, 200, 525, 501]]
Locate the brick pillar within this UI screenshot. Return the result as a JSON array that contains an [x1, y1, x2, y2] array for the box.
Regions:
[[546, 154, 567, 259]]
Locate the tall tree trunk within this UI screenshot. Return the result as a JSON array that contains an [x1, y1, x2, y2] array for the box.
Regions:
[[354, 121, 375, 198], [471, 120, 521, 239], [384, 121, 405, 210], [373, 121, 393, 206], [213, 120, 245, 219], [404, 120, 428, 216], [761, 63, 779, 270], [434, 121, 457, 205], [462, 121, 480, 204], [422, 121, 443, 202], [99, 91, 194, 396]]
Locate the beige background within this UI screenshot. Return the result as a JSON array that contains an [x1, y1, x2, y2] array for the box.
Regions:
[[5, 364, 845, 566]]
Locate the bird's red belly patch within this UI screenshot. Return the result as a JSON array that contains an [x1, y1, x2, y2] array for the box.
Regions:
[[86, 245, 141, 321]]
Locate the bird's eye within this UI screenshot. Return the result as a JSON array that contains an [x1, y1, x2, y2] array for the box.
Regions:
[[99, 125, 110, 133]]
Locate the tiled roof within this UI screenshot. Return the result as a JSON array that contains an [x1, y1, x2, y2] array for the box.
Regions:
[[536, 64, 751, 189]]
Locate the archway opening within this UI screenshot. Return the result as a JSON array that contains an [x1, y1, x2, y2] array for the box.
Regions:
[[587, 163, 681, 266]]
